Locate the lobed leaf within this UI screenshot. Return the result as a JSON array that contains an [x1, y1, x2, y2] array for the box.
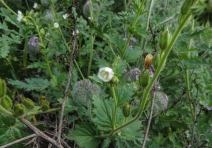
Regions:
[[68, 123, 101, 148]]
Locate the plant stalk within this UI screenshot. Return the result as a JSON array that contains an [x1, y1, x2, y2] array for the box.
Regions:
[[109, 11, 191, 136]]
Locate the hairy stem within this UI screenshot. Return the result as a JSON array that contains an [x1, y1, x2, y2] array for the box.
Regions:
[[108, 11, 191, 136], [88, 35, 95, 77], [137, 0, 154, 67], [110, 85, 118, 130], [122, 1, 145, 56]]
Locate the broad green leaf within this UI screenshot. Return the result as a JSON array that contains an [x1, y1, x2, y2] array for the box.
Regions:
[[68, 123, 101, 148], [112, 57, 127, 77], [116, 84, 134, 107], [0, 115, 31, 148], [127, 27, 148, 38], [89, 75, 103, 84], [123, 49, 143, 63], [92, 96, 124, 131], [119, 116, 142, 140], [101, 138, 112, 148], [103, 33, 125, 53], [8, 78, 54, 91]]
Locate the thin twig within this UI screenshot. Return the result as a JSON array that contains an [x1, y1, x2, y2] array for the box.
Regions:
[[57, 34, 77, 145], [19, 118, 63, 148], [142, 91, 156, 148], [0, 134, 36, 148]]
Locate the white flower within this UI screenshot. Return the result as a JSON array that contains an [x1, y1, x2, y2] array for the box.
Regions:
[[54, 22, 59, 28], [33, 3, 38, 9], [17, 10, 23, 22], [72, 29, 79, 36], [98, 67, 114, 82], [63, 14, 69, 19]]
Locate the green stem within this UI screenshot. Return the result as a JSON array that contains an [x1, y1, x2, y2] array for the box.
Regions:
[[122, 1, 145, 56], [89, 0, 95, 23], [137, 0, 154, 67], [0, 0, 17, 16], [17, 107, 61, 118], [109, 43, 117, 57], [110, 85, 117, 130], [0, 105, 14, 117], [109, 11, 191, 136], [185, 20, 194, 117], [49, 1, 84, 79], [27, 16, 57, 84], [124, 0, 127, 11], [87, 35, 95, 77]]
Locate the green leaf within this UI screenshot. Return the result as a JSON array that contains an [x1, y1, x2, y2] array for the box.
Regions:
[[116, 84, 134, 107], [127, 27, 148, 38], [92, 97, 114, 131], [112, 58, 127, 77], [123, 49, 143, 63], [68, 123, 101, 148], [8, 78, 54, 91], [0, 8, 23, 29], [101, 138, 112, 148], [89, 75, 103, 84], [92, 96, 124, 131], [119, 116, 142, 140], [182, 59, 211, 68], [27, 62, 46, 69], [0, 115, 31, 148], [0, 41, 10, 58], [103, 33, 125, 53], [0, 22, 18, 34]]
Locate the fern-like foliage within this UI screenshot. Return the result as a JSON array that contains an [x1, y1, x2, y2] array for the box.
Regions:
[[8, 78, 54, 91]]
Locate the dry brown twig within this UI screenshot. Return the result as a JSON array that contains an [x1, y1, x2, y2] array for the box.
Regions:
[[57, 29, 78, 146], [0, 134, 36, 148], [19, 118, 63, 148]]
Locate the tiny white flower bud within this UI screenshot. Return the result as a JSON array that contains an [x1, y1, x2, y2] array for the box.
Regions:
[[54, 22, 59, 28], [63, 14, 69, 19], [33, 3, 38, 9], [17, 10, 23, 22]]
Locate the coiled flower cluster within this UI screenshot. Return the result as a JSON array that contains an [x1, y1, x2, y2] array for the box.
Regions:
[[124, 68, 140, 82], [72, 79, 101, 106]]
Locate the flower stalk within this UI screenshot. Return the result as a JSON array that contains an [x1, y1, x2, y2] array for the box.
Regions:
[[109, 10, 192, 136]]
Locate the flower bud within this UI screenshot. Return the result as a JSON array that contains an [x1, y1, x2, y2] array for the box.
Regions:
[[139, 70, 150, 88], [0, 95, 13, 109], [83, 0, 99, 18], [122, 102, 131, 117], [153, 91, 169, 115], [144, 54, 153, 69], [40, 99, 50, 111], [153, 53, 161, 70], [111, 76, 119, 85], [41, 0, 57, 7], [14, 103, 26, 116], [0, 78, 6, 98], [28, 36, 40, 54], [181, 0, 193, 15], [22, 98, 34, 110], [159, 28, 172, 51], [124, 68, 140, 82]]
